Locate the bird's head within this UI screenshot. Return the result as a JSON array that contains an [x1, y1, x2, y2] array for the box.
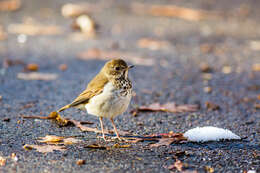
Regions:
[[102, 59, 134, 79]]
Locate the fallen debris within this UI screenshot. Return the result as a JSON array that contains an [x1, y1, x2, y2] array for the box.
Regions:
[[0, 26, 7, 40], [137, 38, 171, 50], [21, 112, 129, 136], [58, 64, 68, 71], [23, 144, 66, 153], [222, 66, 232, 74], [183, 126, 241, 142], [205, 166, 214, 173], [77, 48, 154, 66], [131, 3, 219, 21], [199, 62, 213, 73], [0, 0, 21, 12], [76, 159, 86, 165], [205, 101, 220, 111], [168, 158, 183, 171], [131, 102, 198, 115], [203, 86, 212, 93], [8, 24, 63, 35], [25, 63, 39, 72], [0, 156, 6, 166], [254, 103, 260, 109], [17, 72, 58, 80], [252, 63, 260, 72], [61, 3, 101, 18], [149, 132, 187, 147], [75, 15, 96, 37], [85, 143, 107, 150], [38, 135, 82, 145]]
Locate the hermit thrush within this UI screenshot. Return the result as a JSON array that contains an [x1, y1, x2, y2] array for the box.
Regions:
[[58, 59, 134, 141]]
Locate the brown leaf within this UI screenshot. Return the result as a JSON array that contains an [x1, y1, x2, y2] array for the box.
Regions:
[[112, 144, 131, 148], [25, 63, 39, 72], [131, 3, 219, 21], [0, 0, 20, 11], [168, 158, 183, 171], [137, 38, 171, 50], [85, 144, 107, 150], [76, 159, 85, 165], [258, 95, 260, 100], [38, 135, 82, 145], [61, 3, 102, 18], [8, 24, 63, 35], [3, 58, 24, 68], [205, 166, 214, 173], [0, 156, 6, 166], [205, 101, 220, 111], [199, 62, 213, 73], [23, 144, 66, 153], [59, 64, 68, 71], [149, 132, 187, 147], [135, 102, 198, 113], [77, 48, 154, 66], [0, 26, 7, 40], [38, 135, 64, 143], [17, 72, 58, 80], [252, 63, 260, 72], [254, 103, 260, 109]]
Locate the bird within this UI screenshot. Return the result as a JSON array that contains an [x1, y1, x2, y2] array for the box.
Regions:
[[57, 59, 134, 141]]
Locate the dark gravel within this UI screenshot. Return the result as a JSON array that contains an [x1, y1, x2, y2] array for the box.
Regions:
[[0, 0, 259, 172]]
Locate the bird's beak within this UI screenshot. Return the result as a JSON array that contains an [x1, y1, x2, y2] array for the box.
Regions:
[[128, 65, 134, 69]]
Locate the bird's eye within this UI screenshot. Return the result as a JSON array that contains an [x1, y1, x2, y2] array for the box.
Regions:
[[115, 67, 120, 71]]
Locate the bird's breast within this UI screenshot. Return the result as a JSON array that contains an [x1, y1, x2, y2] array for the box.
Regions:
[[85, 82, 132, 118]]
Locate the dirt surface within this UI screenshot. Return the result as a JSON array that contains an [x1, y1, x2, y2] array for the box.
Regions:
[[0, 0, 259, 172]]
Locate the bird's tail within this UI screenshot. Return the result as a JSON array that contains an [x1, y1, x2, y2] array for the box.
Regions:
[[57, 104, 70, 112]]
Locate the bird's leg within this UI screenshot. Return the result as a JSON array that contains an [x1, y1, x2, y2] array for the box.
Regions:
[[99, 117, 107, 141], [110, 118, 122, 140]]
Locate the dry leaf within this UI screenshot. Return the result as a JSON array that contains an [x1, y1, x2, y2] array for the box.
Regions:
[[59, 64, 68, 71], [8, 24, 63, 35], [222, 66, 232, 74], [257, 95, 260, 100], [205, 101, 220, 111], [23, 144, 66, 153], [132, 3, 218, 21], [0, 0, 20, 11], [204, 86, 212, 93], [61, 3, 101, 18], [149, 132, 187, 147], [17, 72, 58, 80], [0, 26, 7, 40], [38, 135, 82, 145], [252, 64, 260, 72], [249, 41, 260, 51], [134, 102, 198, 114], [254, 103, 260, 109], [168, 159, 183, 171], [112, 144, 131, 148], [3, 58, 24, 68], [199, 62, 212, 73], [205, 166, 214, 173], [77, 48, 154, 66], [76, 159, 85, 165], [25, 63, 39, 71], [38, 135, 64, 143], [137, 38, 171, 50], [0, 156, 6, 166], [10, 153, 18, 162], [200, 44, 215, 54], [85, 144, 107, 150]]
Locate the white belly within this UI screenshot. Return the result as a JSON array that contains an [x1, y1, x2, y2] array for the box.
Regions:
[[85, 82, 132, 118]]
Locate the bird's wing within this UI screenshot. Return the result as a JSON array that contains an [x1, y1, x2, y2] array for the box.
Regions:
[[70, 73, 109, 107], [58, 72, 108, 112]]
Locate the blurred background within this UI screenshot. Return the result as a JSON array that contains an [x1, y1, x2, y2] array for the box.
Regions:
[[0, 1, 260, 172]]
